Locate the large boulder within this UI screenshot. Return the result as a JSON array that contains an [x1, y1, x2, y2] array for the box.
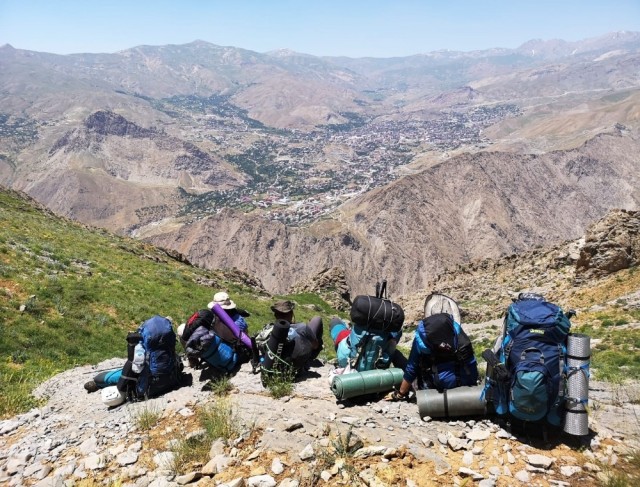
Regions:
[[575, 209, 640, 280]]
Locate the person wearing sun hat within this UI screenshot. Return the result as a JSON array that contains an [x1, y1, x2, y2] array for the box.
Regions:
[[269, 299, 324, 376], [176, 291, 254, 377], [208, 291, 248, 333]]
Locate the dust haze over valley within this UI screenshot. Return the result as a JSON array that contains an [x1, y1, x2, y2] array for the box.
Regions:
[[1, 32, 640, 297]]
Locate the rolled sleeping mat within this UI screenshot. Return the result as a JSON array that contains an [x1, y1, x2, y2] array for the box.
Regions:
[[262, 319, 291, 376], [564, 333, 591, 436], [211, 303, 253, 349], [417, 385, 487, 419], [94, 368, 122, 389], [331, 368, 404, 400], [350, 295, 404, 333]]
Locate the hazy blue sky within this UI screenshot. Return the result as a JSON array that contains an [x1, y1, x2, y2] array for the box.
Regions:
[[1, 0, 638, 57]]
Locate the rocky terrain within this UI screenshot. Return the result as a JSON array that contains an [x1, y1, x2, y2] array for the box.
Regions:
[[143, 130, 640, 297], [1, 208, 640, 486], [397, 208, 640, 324], [1, 355, 639, 487], [1, 35, 640, 300]]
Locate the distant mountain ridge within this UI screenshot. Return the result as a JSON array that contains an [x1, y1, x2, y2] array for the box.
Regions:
[[1, 32, 639, 297]]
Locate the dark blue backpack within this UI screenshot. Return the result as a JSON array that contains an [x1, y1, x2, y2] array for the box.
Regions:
[[415, 313, 479, 390], [137, 315, 180, 398], [485, 295, 571, 426]]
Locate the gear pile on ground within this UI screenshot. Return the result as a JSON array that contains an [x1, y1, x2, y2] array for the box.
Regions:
[[1, 350, 639, 486]]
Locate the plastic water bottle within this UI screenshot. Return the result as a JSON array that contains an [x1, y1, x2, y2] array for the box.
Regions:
[[132, 343, 145, 373]]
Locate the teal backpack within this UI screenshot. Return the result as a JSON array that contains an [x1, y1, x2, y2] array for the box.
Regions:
[[483, 294, 572, 427]]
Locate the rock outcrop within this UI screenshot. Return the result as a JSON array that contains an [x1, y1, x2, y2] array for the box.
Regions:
[[291, 267, 351, 311], [576, 209, 640, 281]]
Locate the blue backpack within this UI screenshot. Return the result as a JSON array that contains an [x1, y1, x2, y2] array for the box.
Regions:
[[346, 324, 400, 371], [415, 313, 479, 390], [484, 295, 571, 426], [136, 315, 180, 398]]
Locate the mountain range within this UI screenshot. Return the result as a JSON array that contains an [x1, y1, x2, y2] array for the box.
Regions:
[[1, 31, 639, 296]]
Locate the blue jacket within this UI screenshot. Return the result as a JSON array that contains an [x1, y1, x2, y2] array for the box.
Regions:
[[228, 311, 248, 333], [403, 319, 478, 389]]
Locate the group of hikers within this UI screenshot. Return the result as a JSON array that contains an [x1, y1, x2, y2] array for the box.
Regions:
[[84, 284, 589, 439]]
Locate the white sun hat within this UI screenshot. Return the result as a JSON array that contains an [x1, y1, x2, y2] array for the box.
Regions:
[[208, 291, 236, 310]]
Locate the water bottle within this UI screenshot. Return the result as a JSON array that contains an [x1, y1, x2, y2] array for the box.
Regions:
[[132, 343, 145, 373]]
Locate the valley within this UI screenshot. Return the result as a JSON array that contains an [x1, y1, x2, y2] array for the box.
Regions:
[[0, 33, 639, 297]]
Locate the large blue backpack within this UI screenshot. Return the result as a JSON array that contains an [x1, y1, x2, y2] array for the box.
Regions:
[[484, 295, 571, 426], [339, 280, 404, 372], [136, 315, 180, 398]]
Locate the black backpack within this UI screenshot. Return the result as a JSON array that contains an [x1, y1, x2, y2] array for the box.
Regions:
[[182, 309, 215, 343], [415, 313, 479, 390]]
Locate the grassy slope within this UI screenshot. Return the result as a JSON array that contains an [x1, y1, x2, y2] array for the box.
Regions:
[[0, 188, 340, 417]]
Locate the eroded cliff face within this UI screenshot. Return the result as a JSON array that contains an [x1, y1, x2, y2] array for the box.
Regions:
[[10, 111, 246, 231], [576, 209, 640, 280], [144, 131, 640, 298]]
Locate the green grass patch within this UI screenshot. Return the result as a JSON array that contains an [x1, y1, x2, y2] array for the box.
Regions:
[[262, 367, 295, 399], [170, 397, 241, 474], [0, 188, 339, 417], [130, 402, 162, 431], [573, 323, 640, 382], [205, 376, 234, 396]]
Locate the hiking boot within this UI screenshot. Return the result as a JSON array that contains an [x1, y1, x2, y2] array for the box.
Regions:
[[84, 380, 98, 393]]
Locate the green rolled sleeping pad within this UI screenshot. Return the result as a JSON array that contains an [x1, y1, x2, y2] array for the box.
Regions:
[[331, 368, 404, 400]]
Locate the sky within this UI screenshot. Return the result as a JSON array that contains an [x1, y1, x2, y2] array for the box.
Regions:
[[1, 0, 639, 58]]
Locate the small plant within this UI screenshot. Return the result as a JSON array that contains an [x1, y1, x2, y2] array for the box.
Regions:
[[262, 367, 295, 399], [131, 402, 162, 431], [331, 425, 360, 457], [300, 426, 361, 487], [601, 471, 633, 487], [170, 397, 241, 474], [205, 376, 234, 396], [23, 295, 45, 317], [170, 433, 211, 475], [199, 397, 240, 441]]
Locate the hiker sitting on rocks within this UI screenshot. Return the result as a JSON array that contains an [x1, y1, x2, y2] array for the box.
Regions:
[[178, 291, 249, 357], [177, 291, 253, 378], [208, 291, 249, 333], [386, 312, 478, 401], [84, 315, 183, 406], [269, 299, 324, 376]]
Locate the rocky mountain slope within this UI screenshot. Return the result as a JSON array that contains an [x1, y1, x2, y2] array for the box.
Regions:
[[1, 33, 640, 300], [1, 358, 638, 487], [1, 188, 640, 486], [143, 129, 640, 296]]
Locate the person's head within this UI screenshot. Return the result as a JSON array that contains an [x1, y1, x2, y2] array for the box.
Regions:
[[208, 291, 237, 311], [270, 300, 295, 322]]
